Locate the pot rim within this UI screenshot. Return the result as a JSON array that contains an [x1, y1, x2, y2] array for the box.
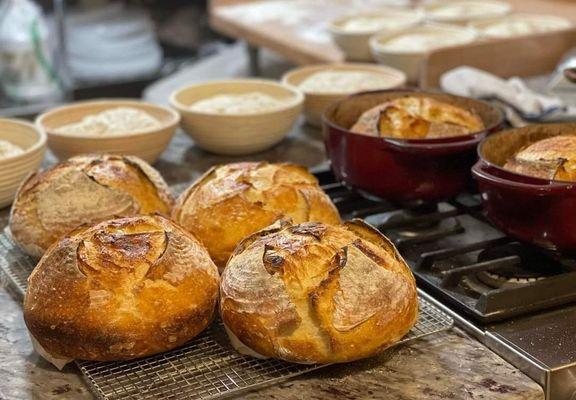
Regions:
[[322, 88, 505, 150], [475, 125, 576, 190]]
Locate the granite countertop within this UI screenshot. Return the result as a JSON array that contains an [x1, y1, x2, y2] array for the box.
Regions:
[[0, 124, 544, 400]]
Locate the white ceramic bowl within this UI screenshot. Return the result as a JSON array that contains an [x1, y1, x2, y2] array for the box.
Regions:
[[36, 99, 180, 164], [282, 63, 406, 127], [329, 8, 424, 61], [470, 14, 573, 40], [170, 79, 304, 155], [0, 118, 46, 208], [425, 0, 511, 25], [370, 24, 477, 84]]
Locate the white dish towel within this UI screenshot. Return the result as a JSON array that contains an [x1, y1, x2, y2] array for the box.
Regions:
[[440, 66, 576, 126]]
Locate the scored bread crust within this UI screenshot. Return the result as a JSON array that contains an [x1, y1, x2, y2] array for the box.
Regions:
[[220, 219, 418, 364], [504, 135, 576, 181], [351, 96, 484, 139], [172, 162, 341, 269], [9, 154, 174, 258], [24, 214, 219, 361]]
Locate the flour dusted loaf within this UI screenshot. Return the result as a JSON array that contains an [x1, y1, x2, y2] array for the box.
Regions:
[[220, 219, 418, 364], [10, 154, 173, 258], [172, 162, 341, 269], [351, 96, 484, 139], [504, 135, 576, 181], [24, 215, 219, 361]]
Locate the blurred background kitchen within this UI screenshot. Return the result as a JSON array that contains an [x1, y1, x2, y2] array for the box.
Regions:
[[1, 0, 574, 120], [0, 0, 227, 117]]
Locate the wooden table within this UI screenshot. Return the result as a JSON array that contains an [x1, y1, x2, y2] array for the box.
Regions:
[[210, 0, 576, 87]]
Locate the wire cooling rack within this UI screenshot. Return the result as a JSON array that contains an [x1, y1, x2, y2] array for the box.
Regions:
[[0, 228, 453, 400]]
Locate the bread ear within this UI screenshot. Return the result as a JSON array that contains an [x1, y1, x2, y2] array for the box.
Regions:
[[229, 218, 293, 260]]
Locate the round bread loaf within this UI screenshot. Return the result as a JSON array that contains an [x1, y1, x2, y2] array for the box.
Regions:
[[220, 219, 418, 364], [504, 135, 576, 181], [10, 154, 174, 258], [172, 162, 341, 269], [351, 96, 484, 139], [24, 214, 219, 361]]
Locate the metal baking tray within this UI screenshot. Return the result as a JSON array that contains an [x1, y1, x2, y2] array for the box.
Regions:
[[0, 228, 453, 400]]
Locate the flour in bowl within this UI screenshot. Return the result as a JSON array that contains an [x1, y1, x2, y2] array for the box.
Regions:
[[0, 140, 24, 159], [341, 16, 417, 34], [298, 71, 397, 94], [54, 107, 161, 136], [477, 15, 572, 39], [189, 92, 286, 114]]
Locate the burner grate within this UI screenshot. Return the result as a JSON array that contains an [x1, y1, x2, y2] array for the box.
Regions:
[[317, 170, 576, 323]]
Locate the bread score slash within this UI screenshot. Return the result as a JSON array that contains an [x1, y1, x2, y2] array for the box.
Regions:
[[351, 96, 484, 139], [172, 162, 341, 270], [220, 219, 418, 364], [504, 135, 576, 181], [24, 214, 219, 362], [9, 153, 174, 258]]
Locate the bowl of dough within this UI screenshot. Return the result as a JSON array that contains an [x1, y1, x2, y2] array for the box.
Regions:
[[36, 99, 180, 163], [370, 24, 477, 84], [0, 118, 46, 208], [170, 79, 304, 155], [328, 7, 424, 62], [282, 63, 406, 127]]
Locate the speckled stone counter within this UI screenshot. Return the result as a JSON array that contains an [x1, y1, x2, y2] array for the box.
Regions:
[[0, 126, 544, 400]]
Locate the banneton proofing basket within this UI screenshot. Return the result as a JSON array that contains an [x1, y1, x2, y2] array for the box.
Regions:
[[472, 123, 576, 253], [323, 90, 505, 202]]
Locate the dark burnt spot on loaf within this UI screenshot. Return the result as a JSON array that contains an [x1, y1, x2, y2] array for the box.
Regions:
[[231, 220, 290, 257], [263, 244, 285, 275], [352, 239, 386, 265], [332, 246, 348, 270], [289, 222, 326, 241], [93, 231, 153, 259]]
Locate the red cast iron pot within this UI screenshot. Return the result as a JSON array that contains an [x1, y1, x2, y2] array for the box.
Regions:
[[472, 123, 576, 253], [323, 90, 505, 202]]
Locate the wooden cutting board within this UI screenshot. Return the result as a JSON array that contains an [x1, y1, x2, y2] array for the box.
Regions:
[[210, 0, 576, 86]]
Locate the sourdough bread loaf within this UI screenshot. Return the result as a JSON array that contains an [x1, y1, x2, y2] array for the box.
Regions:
[[24, 214, 219, 361], [9, 154, 173, 257], [172, 162, 341, 269], [220, 219, 418, 364]]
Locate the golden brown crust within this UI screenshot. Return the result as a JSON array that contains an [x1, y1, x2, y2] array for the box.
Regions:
[[220, 219, 418, 364], [172, 162, 341, 269], [9, 154, 174, 258], [24, 215, 219, 361], [504, 135, 576, 181], [351, 96, 484, 139]]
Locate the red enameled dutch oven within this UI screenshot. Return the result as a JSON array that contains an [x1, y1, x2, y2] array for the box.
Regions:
[[322, 90, 505, 202], [472, 123, 576, 254]]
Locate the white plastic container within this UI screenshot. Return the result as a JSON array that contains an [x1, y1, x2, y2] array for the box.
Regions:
[[0, 0, 62, 102]]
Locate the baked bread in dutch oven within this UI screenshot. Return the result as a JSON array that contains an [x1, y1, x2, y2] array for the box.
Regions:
[[172, 162, 341, 269], [351, 96, 484, 139], [504, 135, 576, 181], [24, 214, 219, 361], [9, 154, 173, 258], [220, 219, 418, 364]]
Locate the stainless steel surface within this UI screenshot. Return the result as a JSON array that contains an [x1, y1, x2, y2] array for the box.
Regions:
[[0, 208, 453, 400], [486, 306, 576, 400]]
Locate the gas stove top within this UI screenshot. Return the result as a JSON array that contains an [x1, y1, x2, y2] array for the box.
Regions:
[[315, 167, 576, 400]]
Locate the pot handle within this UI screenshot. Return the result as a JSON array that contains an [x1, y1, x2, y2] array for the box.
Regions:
[[472, 162, 573, 194], [385, 136, 481, 155]]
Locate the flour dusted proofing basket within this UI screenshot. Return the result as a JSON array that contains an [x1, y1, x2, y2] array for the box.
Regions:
[[323, 90, 504, 202], [473, 123, 576, 253]]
